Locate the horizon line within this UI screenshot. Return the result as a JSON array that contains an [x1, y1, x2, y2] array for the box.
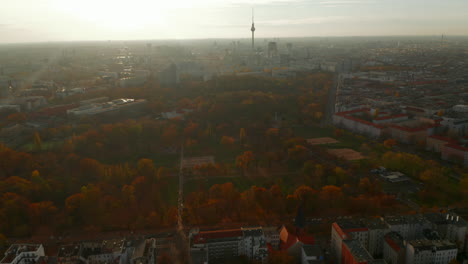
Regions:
[[1, 34, 468, 45]]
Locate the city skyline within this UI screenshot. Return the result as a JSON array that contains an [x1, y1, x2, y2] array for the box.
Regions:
[[1, 0, 468, 43]]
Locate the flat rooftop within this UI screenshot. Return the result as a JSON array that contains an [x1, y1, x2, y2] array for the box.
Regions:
[[409, 239, 457, 251], [1, 244, 42, 264], [192, 229, 243, 244], [343, 240, 373, 262], [57, 244, 81, 258]]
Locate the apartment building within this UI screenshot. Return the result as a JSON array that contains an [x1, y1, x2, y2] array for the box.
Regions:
[[1, 245, 45, 264], [190, 227, 268, 263], [405, 240, 457, 264]]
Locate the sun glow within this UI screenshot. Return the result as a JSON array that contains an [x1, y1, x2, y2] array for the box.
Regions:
[[51, 0, 197, 32]]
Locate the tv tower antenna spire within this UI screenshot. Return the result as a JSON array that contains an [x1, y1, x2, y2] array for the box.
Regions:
[[251, 8, 256, 51]]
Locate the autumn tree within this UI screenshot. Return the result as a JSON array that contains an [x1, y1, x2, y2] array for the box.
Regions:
[[314, 111, 323, 120], [0, 192, 30, 236], [236, 151, 255, 174], [266, 128, 279, 138], [28, 201, 58, 228], [137, 158, 155, 179], [287, 145, 308, 167], [33, 132, 42, 151], [293, 185, 317, 213], [320, 185, 344, 209], [383, 139, 397, 149], [239, 128, 246, 144], [161, 124, 179, 146], [184, 121, 199, 137], [220, 136, 235, 146], [7, 113, 27, 123], [461, 177, 468, 203], [0, 233, 6, 248], [79, 158, 104, 181], [334, 128, 344, 138]]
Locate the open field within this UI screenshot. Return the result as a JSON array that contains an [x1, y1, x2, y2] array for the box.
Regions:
[[306, 137, 339, 145], [327, 148, 366, 161]]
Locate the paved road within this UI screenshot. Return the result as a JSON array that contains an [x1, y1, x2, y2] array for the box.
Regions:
[[174, 144, 191, 264], [322, 73, 341, 126]]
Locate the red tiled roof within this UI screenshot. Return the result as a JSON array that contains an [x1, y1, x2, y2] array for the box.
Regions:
[[343, 115, 384, 129], [405, 107, 425, 113], [444, 144, 468, 152], [279, 226, 298, 251], [345, 228, 369, 233], [336, 108, 370, 115], [390, 124, 437, 133], [374, 114, 408, 121], [335, 109, 385, 129], [385, 237, 401, 252], [428, 135, 456, 143], [266, 243, 275, 254], [332, 223, 346, 239], [411, 80, 448, 85], [297, 234, 315, 245], [192, 229, 243, 244]]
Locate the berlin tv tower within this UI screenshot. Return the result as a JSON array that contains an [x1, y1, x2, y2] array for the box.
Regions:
[[251, 8, 256, 51]]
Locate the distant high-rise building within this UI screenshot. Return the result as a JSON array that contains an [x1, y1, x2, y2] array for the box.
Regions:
[[286, 43, 293, 55], [251, 9, 256, 51], [146, 43, 152, 54], [267, 42, 278, 58], [159, 64, 179, 87]]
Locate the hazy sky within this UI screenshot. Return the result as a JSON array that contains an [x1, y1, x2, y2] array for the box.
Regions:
[[1, 0, 467, 43]]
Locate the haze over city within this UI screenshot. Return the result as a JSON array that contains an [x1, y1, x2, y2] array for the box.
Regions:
[[1, 0, 468, 264], [1, 0, 468, 43]]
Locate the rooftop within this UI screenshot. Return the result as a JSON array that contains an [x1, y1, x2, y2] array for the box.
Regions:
[[1, 245, 42, 264], [343, 240, 373, 262], [335, 218, 369, 232], [366, 218, 388, 230], [384, 215, 426, 226], [241, 227, 263, 237], [384, 232, 404, 252], [444, 143, 468, 152], [408, 240, 457, 251], [424, 212, 467, 227], [374, 114, 408, 121], [57, 244, 81, 258], [192, 229, 243, 244], [101, 239, 125, 254], [132, 239, 155, 260], [428, 135, 456, 143]]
